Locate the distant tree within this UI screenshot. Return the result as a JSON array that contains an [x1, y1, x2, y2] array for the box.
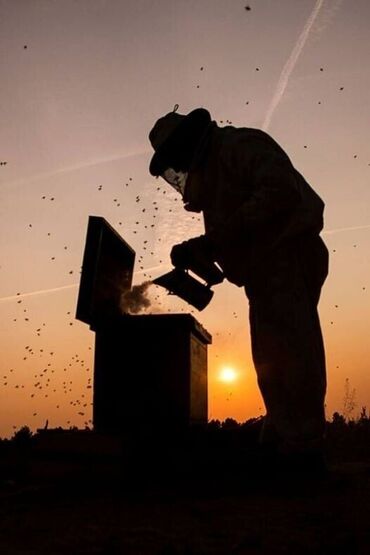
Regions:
[[221, 418, 239, 430], [359, 406, 368, 422], [342, 377, 356, 421], [207, 419, 221, 431], [241, 416, 264, 428], [332, 411, 346, 427]]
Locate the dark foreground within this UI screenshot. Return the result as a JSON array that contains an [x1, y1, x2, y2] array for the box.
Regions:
[[1, 420, 369, 555]]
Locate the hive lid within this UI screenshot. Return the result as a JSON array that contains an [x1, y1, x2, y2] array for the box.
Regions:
[[75, 216, 135, 327]]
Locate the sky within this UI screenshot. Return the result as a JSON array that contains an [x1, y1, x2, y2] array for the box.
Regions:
[[1, 0, 370, 437]]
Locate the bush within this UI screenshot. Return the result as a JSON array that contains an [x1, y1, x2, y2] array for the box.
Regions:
[[12, 426, 33, 445]]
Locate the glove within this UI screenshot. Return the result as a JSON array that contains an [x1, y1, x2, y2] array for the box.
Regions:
[[170, 235, 214, 269], [170, 235, 224, 285]]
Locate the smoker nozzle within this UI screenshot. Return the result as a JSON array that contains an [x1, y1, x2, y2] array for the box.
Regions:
[[153, 269, 214, 311]]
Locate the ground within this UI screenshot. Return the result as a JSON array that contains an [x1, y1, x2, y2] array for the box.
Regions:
[[0, 422, 369, 554]]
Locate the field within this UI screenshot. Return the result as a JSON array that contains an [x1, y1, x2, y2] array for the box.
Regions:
[[0, 418, 369, 555]]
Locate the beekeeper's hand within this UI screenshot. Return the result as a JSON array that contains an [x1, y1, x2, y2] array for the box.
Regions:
[[170, 235, 214, 269], [170, 236, 224, 285]]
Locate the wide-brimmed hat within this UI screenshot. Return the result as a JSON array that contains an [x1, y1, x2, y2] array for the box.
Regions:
[[148, 106, 211, 176]]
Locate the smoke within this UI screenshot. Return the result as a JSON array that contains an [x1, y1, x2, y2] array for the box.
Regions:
[[120, 281, 153, 314], [262, 0, 325, 131]]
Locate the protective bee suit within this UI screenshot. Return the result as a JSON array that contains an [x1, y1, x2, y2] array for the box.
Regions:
[[149, 107, 329, 458]]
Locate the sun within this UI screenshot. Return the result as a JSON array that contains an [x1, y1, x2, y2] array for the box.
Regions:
[[219, 366, 238, 383]]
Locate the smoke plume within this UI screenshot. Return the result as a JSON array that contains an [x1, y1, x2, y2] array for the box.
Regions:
[[120, 281, 153, 314]]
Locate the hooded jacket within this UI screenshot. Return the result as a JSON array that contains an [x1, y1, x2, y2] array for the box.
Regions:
[[183, 123, 326, 287]]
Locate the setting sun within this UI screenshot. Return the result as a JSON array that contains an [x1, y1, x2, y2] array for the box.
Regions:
[[219, 367, 238, 383]]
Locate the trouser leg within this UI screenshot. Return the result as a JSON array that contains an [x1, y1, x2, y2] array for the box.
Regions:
[[248, 254, 327, 453], [250, 299, 326, 452]]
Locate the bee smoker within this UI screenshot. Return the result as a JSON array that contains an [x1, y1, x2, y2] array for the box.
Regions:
[[153, 257, 224, 311]]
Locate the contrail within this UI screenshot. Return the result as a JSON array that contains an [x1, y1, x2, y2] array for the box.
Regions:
[[0, 283, 79, 303], [262, 0, 325, 131], [2, 149, 151, 188], [1, 220, 369, 304], [0, 264, 171, 303], [322, 224, 370, 235]]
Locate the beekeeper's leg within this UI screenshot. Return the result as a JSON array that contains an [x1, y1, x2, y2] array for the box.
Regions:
[[248, 262, 327, 454]]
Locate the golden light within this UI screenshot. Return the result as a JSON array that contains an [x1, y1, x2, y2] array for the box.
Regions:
[[219, 366, 238, 383]]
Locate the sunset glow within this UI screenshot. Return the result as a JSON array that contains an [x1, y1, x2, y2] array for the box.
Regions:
[[1, 2, 370, 438], [219, 367, 238, 383]]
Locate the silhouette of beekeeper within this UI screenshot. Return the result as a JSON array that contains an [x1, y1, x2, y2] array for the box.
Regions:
[[148, 106, 329, 470]]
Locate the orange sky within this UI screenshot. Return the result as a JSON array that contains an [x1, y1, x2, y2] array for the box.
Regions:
[[1, 1, 370, 437]]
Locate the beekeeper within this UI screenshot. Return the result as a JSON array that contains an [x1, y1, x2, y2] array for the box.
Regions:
[[148, 106, 329, 472]]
